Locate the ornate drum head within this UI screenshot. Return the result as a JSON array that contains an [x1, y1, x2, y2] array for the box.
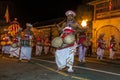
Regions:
[[82, 41, 91, 47], [63, 34, 75, 44], [51, 37, 63, 48], [11, 43, 17, 48]]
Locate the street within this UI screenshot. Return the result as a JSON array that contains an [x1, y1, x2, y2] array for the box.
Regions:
[[0, 53, 120, 80]]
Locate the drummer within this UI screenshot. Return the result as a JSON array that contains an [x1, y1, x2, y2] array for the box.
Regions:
[[1, 29, 11, 55], [44, 36, 50, 54], [9, 28, 22, 58], [96, 33, 106, 60], [35, 30, 44, 56], [77, 31, 90, 62], [19, 23, 34, 62], [109, 35, 116, 59], [54, 10, 82, 72]]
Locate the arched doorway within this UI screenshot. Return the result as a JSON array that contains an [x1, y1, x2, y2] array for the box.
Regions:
[[96, 25, 120, 55]]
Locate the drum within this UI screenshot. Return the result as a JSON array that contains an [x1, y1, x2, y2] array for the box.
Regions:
[[82, 41, 91, 47], [30, 41, 35, 47], [63, 34, 75, 44], [51, 37, 63, 48], [11, 43, 18, 48], [112, 46, 117, 51], [101, 44, 106, 49]]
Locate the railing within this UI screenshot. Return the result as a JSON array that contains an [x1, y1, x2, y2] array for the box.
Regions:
[[96, 9, 120, 19]]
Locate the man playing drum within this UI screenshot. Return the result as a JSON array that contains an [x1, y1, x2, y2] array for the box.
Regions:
[[36, 30, 44, 56], [9, 28, 22, 58], [44, 37, 50, 54], [19, 23, 34, 62], [109, 35, 116, 59], [52, 10, 82, 72], [96, 33, 106, 60], [77, 31, 89, 63]]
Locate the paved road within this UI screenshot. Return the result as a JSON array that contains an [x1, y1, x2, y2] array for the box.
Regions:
[[0, 54, 120, 80]]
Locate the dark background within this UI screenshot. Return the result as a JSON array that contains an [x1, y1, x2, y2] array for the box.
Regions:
[[0, 0, 93, 26]]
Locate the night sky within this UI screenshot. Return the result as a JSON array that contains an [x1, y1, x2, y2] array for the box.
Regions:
[[0, 0, 93, 26]]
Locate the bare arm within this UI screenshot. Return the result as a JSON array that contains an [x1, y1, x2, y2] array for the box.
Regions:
[[56, 22, 66, 34]]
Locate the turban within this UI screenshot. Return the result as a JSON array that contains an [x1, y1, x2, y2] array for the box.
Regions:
[[65, 10, 76, 17], [26, 23, 33, 27]]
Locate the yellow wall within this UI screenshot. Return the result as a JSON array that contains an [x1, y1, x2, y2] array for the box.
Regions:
[[92, 17, 120, 53]]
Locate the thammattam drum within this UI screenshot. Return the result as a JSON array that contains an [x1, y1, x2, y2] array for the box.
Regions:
[[63, 34, 75, 44], [51, 37, 63, 48]]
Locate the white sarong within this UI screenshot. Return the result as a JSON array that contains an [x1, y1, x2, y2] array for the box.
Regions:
[[9, 47, 20, 58], [36, 45, 43, 56], [55, 43, 77, 69], [44, 46, 49, 54], [2, 45, 10, 54], [78, 44, 87, 62], [19, 47, 32, 60]]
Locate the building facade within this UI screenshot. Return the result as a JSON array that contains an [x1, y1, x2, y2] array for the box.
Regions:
[[88, 0, 120, 54]]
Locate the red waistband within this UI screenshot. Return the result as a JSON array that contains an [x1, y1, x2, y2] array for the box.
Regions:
[[57, 43, 74, 50]]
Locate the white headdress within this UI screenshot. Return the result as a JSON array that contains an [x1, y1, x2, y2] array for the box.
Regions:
[[26, 23, 33, 27], [65, 10, 76, 17]]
